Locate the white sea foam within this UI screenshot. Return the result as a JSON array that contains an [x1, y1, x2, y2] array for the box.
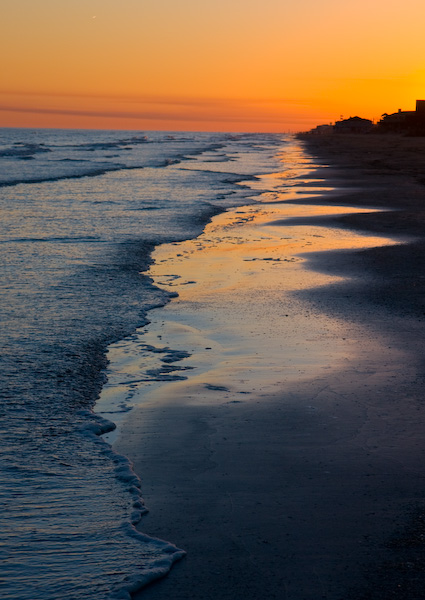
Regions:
[[0, 128, 285, 598]]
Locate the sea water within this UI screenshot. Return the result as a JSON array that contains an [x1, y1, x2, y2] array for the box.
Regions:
[[0, 128, 287, 599]]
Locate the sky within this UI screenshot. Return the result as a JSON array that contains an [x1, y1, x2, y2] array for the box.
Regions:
[[1, 0, 425, 132]]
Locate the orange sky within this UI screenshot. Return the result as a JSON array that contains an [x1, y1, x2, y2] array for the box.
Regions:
[[2, 0, 425, 132]]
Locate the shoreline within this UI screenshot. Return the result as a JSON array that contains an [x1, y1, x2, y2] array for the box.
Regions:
[[107, 134, 425, 599]]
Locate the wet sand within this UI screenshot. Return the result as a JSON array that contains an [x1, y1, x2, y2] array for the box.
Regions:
[[110, 134, 425, 599]]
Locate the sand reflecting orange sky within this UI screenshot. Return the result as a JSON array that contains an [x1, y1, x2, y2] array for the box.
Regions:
[[2, 0, 425, 131]]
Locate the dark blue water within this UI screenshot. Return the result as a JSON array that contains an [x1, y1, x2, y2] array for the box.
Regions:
[[0, 128, 286, 599]]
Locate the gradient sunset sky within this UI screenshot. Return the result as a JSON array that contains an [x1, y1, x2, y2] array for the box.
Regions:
[[2, 0, 425, 132]]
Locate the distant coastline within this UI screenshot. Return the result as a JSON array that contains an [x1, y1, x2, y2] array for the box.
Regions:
[[306, 98, 425, 136]]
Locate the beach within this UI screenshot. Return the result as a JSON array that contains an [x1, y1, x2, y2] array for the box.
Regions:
[[5, 3, 425, 597], [99, 134, 425, 599], [1, 130, 290, 599]]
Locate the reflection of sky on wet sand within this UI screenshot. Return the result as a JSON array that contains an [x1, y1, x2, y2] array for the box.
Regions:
[[152, 202, 399, 295], [98, 194, 402, 444], [244, 141, 351, 204]]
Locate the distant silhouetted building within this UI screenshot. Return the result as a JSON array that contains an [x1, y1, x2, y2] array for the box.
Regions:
[[378, 100, 425, 135], [416, 100, 425, 113], [307, 100, 425, 136], [379, 108, 415, 132], [309, 124, 334, 135], [333, 116, 373, 134]]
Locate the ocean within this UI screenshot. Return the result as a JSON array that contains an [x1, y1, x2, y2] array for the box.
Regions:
[[0, 128, 287, 599]]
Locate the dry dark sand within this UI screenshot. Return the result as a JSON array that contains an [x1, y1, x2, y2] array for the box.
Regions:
[[122, 134, 425, 599]]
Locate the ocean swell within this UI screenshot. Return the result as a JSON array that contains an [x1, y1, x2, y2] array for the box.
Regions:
[[0, 129, 285, 598]]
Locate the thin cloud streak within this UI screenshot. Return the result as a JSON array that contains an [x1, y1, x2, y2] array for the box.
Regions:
[[0, 103, 306, 125], [0, 89, 310, 109]]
